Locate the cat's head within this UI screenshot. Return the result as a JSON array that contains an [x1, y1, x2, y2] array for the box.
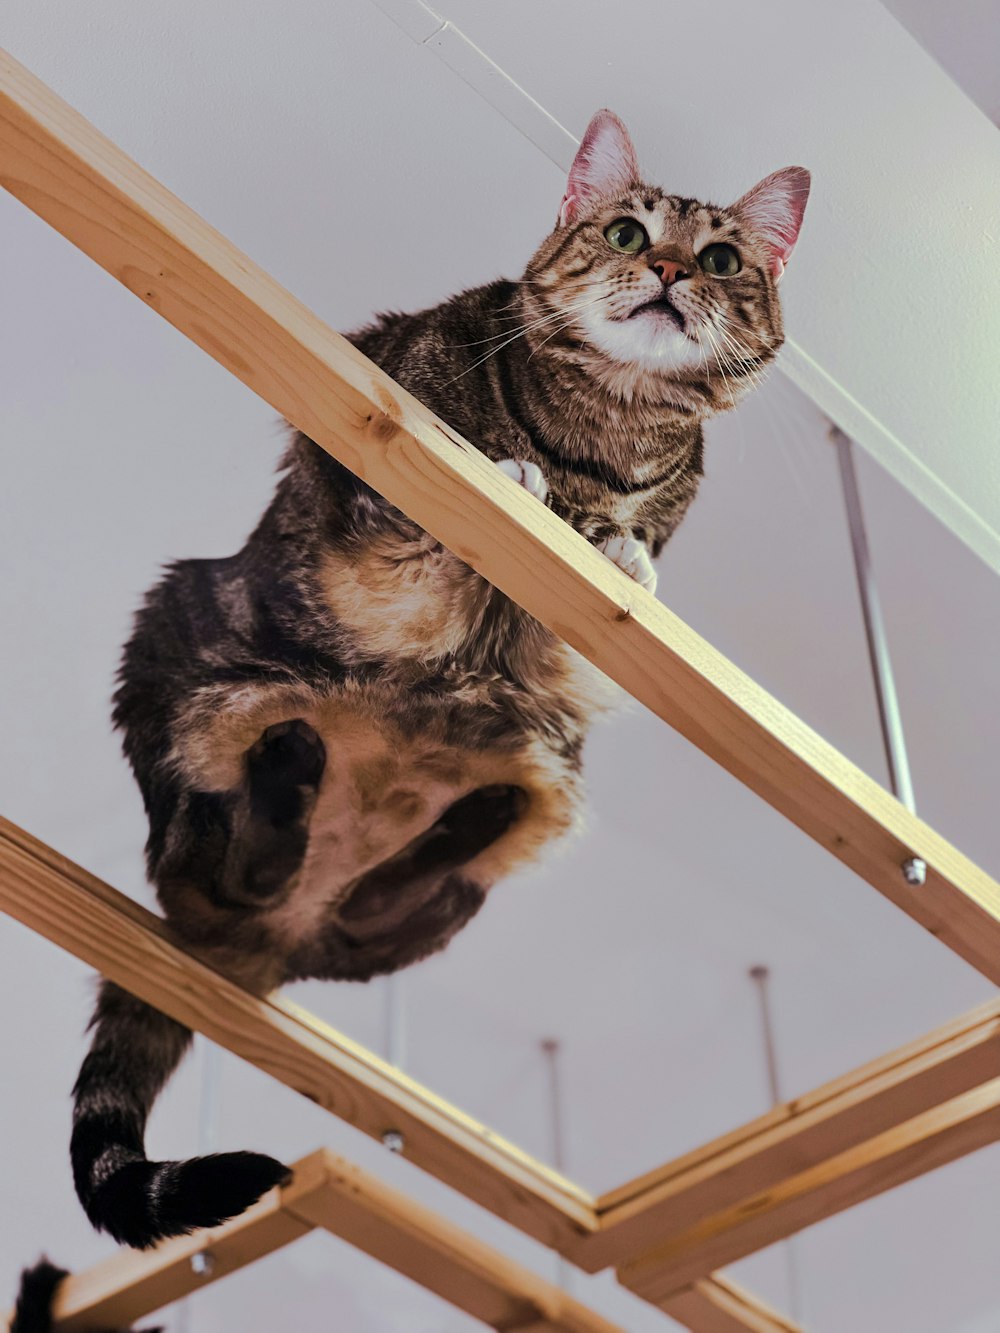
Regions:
[[523, 110, 809, 406]]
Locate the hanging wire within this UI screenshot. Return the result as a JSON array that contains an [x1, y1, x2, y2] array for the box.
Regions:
[[384, 974, 407, 1070], [749, 966, 804, 1323], [541, 1037, 571, 1292], [176, 1041, 223, 1330]]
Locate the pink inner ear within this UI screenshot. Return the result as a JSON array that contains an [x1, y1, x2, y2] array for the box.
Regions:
[[560, 110, 640, 227], [732, 166, 811, 276]]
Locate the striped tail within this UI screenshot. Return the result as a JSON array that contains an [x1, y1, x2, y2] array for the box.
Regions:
[[71, 980, 290, 1249]]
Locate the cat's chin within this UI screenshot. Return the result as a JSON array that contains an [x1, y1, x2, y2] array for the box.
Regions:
[[579, 308, 704, 380]]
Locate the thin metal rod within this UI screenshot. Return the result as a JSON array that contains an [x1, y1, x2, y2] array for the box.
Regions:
[[541, 1038, 571, 1291], [384, 975, 406, 1069], [177, 1041, 224, 1328], [831, 425, 917, 814], [749, 966, 804, 1324]]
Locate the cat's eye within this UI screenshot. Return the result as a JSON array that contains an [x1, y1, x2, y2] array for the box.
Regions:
[[604, 218, 649, 254], [698, 243, 742, 277]]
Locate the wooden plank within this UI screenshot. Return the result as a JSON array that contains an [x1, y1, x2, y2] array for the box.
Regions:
[[0, 817, 595, 1251], [656, 1275, 803, 1333], [1, 47, 999, 983], [619, 1080, 1000, 1303], [0, 816, 797, 1333], [288, 1149, 623, 1333], [52, 1152, 327, 1331], [578, 998, 1000, 1268], [47, 1150, 626, 1333]]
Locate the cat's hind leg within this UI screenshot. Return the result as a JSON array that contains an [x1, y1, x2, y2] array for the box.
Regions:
[[218, 718, 327, 904]]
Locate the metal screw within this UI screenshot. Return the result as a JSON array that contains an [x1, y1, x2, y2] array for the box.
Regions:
[[902, 857, 927, 886], [191, 1250, 215, 1278], [382, 1130, 405, 1154]]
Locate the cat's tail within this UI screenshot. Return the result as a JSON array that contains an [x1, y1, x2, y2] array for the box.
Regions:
[[9, 1258, 163, 1332], [71, 980, 290, 1249]]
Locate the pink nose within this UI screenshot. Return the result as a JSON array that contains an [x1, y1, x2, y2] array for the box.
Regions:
[[650, 259, 689, 286]]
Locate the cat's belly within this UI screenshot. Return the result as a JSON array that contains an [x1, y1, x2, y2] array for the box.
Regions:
[[274, 699, 583, 947], [169, 673, 591, 948]]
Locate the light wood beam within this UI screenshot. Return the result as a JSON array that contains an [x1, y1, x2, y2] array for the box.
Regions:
[[285, 1149, 622, 1333], [576, 998, 1000, 1268], [38, 1146, 791, 1333], [656, 1275, 803, 1333], [0, 816, 794, 1331], [1, 47, 999, 982], [619, 1079, 1000, 1304], [0, 816, 594, 1251], [51, 1153, 328, 1331], [45, 1148, 624, 1333]]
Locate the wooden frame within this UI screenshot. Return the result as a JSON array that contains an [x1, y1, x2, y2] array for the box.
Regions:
[[0, 815, 791, 1332], [44, 1150, 621, 1333], [1, 42, 998, 1333], [11, 1147, 798, 1333]]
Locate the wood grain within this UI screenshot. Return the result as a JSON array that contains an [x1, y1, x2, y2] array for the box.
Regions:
[[577, 998, 1000, 1267], [48, 1149, 625, 1333], [619, 1080, 1000, 1302], [1, 46, 999, 981], [0, 814, 794, 1331], [657, 1275, 803, 1333], [52, 1153, 327, 1330], [0, 816, 594, 1251], [38, 1143, 788, 1333], [287, 1150, 624, 1333]]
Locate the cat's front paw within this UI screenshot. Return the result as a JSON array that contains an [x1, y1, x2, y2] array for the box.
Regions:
[[496, 458, 549, 505], [598, 534, 658, 595]]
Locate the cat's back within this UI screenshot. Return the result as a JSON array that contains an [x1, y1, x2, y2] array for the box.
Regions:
[[346, 279, 518, 419]]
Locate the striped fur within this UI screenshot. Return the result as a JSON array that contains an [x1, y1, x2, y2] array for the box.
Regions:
[[64, 110, 808, 1250]]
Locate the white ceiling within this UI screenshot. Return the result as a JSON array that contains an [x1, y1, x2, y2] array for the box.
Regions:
[[1, 3, 999, 1331]]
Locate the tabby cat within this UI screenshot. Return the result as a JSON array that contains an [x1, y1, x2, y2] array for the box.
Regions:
[[67, 110, 809, 1249]]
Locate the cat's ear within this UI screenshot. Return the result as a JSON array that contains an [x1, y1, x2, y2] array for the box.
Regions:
[[558, 110, 641, 227], [731, 167, 811, 282]]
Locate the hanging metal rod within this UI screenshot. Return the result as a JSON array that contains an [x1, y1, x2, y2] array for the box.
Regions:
[[830, 424, 925, 885]]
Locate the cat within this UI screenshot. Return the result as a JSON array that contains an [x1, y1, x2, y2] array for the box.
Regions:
[[9, 1260, 159, 1333], [66, 109, 809, 1249]]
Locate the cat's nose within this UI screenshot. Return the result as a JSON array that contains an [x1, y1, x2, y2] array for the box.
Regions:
[[650, 259, 689, 286]]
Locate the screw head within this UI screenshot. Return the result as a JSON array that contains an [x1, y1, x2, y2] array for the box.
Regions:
[[382, 1130, 405, 1154], [902, 857, 927, 886], [191, 1250, 215, 1278]]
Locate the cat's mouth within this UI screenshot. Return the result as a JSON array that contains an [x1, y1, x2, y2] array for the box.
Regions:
[[627, 295, 686, 332]]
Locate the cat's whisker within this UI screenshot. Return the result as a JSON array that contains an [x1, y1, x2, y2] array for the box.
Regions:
[[442, 294, 612, 384], [446, 293, 610, 350]]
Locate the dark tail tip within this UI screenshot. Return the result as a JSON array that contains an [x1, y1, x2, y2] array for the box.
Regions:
[[10, 1258, 164, 1332], [10, 1261, 67, 1333], [87, 1151, 292, 1249]]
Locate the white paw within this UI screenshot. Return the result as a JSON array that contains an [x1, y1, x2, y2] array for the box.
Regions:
[[496, 458, 549, 504], [598, 534, 658, 595]]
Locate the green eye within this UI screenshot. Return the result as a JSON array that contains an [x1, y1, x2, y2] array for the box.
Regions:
[[604, 218, 649, 254], [698, 243, 741, 277]]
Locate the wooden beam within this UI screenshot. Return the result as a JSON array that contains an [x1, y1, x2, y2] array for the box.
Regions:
[[619, 1079, 1000, 1304], [285, 1150, 623, 1333], [656, 1275, 803, 1333], [51, 1153, 328, 1331], [0, 816, 594, 1251], [46, 1149, 625, 1333], [0, 816, 793, 1332], [577, 998, 1000, 1269], [41, 1144, 791, 1333], [1, 47, 999, 982]]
